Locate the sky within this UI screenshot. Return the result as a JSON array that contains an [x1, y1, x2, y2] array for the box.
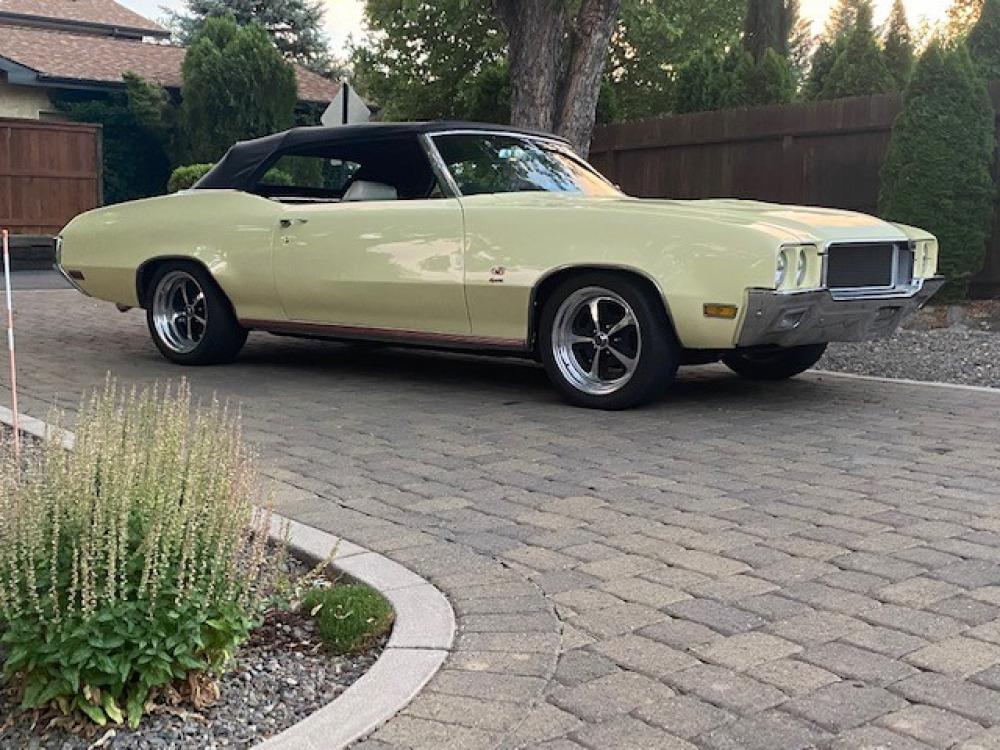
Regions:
[[119, 0, 951, 58]]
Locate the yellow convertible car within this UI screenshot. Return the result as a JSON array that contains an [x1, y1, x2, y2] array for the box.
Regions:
[[58, 122, 943, 409]]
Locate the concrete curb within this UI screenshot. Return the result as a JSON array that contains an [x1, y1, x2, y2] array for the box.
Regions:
[[811, 369, 1000, 396], [0, 406, 455, 750]]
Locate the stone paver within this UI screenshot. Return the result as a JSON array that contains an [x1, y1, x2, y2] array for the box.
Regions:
[[6, 290, 1000, 749]]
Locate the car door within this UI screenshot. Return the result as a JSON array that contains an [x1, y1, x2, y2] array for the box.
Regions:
[[272, 199, 469, 335], [266, 139, 471, 337]]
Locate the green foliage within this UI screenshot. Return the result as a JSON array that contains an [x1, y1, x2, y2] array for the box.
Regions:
[[883, 0, 915, 88], [459, 61, 511, 124], [54, 75, 175, 204], [167, 163, 214, 192], [743, 0, 799, 59], [675, 50, 729, 114], [0, 381, 276, 728], [302, 585, 394, 655], [180, 17, 296, 164], [350, 0, 744, 124], [824, 0, 873, 38], [675, 47, 795, 114], [351, 0, 505, 122], [818, 5, 895, 99], [608, 0, 744, 120], [168, 164, 292, 192], [170, 0, 333, 73], [804, 37, 844, 99], [879, 41, 996, 299], [948, 0, 985, 38], [968, 0, 1000, 80]]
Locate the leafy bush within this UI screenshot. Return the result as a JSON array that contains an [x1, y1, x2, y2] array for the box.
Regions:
[[968, 0, 1000, 81], [675, 47, 794, 114], [55, 74, 174, 204], [168, 163, 215, 192], [180, 17, 297, 163], [0, 381, 275, 728], [819, 4, 895, 99], [302, 585, 394, 655], [879, 41, 996, 300]]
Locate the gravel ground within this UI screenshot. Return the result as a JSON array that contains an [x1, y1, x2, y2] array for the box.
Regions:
[[0, 558, 384, 750], [819, 325, 1000, 388]]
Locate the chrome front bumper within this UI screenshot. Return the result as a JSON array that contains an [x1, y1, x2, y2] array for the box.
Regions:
[[736, 277, 945, 348]]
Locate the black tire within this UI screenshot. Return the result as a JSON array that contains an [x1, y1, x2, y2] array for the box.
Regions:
[[721, 343, 827, 381], [145, 262, 248, 365], [539, 273, 680, 409]]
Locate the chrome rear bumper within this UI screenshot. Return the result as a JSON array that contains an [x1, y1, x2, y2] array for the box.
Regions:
[[736, 277, 945, 348]]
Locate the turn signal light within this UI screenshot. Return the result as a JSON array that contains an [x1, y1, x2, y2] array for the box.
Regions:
[[704, 304, 739, 319]]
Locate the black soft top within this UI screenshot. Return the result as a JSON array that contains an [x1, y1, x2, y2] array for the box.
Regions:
[[193, 121, 566, 191]]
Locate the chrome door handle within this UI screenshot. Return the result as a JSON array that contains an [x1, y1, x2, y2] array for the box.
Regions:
[[279, 218, 308, 228]]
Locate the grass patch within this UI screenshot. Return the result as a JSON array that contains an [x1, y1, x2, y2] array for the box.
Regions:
[[302, 585, 394, 655]]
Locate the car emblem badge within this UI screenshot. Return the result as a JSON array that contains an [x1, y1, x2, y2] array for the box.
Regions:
[[489, 266, 506, 284]]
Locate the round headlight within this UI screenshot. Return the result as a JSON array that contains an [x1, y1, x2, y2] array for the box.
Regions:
[[795, 248, 808, 287], [775, 250, 788, 288]]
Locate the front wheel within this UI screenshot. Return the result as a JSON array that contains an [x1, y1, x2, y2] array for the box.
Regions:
[[721, 343, 827, 381], [146, 263, 247, 365], [539, 274, 680, 409]]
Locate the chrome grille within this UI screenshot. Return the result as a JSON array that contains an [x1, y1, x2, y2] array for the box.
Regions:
[[826, 242, 913, 291]]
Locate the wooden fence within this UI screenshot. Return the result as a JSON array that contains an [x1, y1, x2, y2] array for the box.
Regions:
[[0, 118, 102, 236], [589, 85, 1000, 297]]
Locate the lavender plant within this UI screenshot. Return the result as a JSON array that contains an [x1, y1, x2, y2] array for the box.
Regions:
[[0, 380, 275, 728]]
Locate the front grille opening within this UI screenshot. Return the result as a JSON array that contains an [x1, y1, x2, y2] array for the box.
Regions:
[[826, 242, 906, 289]]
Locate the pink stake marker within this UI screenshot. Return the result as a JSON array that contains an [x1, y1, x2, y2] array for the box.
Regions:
[[2, 229, 20, 458]]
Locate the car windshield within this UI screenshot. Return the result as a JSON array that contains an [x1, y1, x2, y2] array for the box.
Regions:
[[432, 133, 620, 198]]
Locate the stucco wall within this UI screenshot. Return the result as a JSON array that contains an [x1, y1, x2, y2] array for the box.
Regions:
[[0, 79, 52, 119]]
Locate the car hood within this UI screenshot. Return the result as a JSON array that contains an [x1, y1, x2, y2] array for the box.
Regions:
[[472, 193, 911, 245], [645, 198, 906, 244]]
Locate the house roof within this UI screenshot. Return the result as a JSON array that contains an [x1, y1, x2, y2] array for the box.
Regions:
[[0, 0, 168, 37], [0, 24, 340, 104]]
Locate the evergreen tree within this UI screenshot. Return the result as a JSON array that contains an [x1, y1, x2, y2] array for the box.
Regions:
[[948, 0, 985, 38], [883, 0, 915, 88], [743, 0, 786, 59], [675, 50, 728, 114], [818, 4, 895, 98], [824, 0, 873, 38], [171, 0, 331, 73], [728, 48, 796, 106], [880, 41, 996, 299], [179, 17, 296, 163], [968, 0, 1000, 80], [804, 38, 843, 98]]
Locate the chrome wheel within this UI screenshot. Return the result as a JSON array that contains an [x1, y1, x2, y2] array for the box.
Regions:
[[552, 286, 642, 396], [151, 270, 208, 354]]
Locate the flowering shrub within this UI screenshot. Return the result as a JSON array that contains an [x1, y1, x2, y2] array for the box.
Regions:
[[0, 381, 275, 728]]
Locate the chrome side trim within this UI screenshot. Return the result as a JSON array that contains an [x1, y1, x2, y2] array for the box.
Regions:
[[419, 134, 462, 199], [737, 277, 944, 348], [239, 318, 530, 352], [54, 236, 92, 297]]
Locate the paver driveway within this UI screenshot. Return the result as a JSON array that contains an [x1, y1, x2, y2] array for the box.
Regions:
[[6, 290, 1000, 750]]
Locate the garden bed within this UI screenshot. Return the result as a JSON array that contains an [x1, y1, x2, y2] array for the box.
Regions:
[[0, 542, 387, 750], [0, 397, 393, 750]]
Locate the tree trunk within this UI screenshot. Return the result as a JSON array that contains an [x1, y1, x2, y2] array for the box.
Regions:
[[493, 0, 622, 156], [555, 0, 622, 154], [492, 0, 565, 132]]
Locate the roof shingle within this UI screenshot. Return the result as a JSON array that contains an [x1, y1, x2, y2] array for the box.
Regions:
[[0, 0, 166, 35], [0, 24, 340, 104]]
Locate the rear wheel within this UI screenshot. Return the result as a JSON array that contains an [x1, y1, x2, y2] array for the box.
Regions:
[[721, 343, 827, 381], [146, 262, 247, 365], [539, 274, 680, 409]]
